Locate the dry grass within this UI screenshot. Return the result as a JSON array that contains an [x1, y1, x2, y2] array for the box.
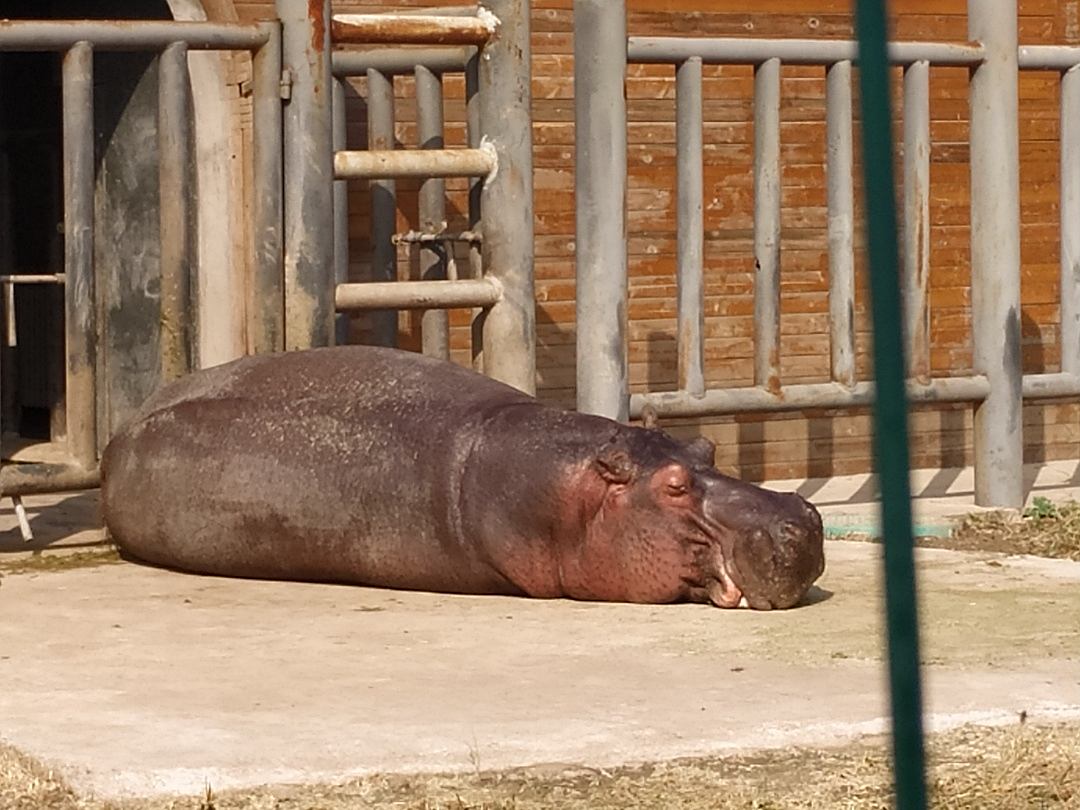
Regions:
[[947, 497, 1080, 561], [0, 742, 85, 810], [836, 497, 1080, 561], [4, 722, 1078, 810]]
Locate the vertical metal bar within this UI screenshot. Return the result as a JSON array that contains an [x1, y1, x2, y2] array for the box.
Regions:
[[465, 52, 483, 280], [416, 64, 450, 360], [1061, 66, 1080, 376], [63, 41, 97, 467], [367, 67, 398, 347], [465, 51, 484, 370], [903, 60, 931, 384], [159, 41, 193, 381], [251, 20, 284, 354], [4, 283, 14, 346], [332, 76, 350, 346], [676, 57, 705, 397], [480, 0, 536, 394], [827, 59, 856, 388], [969, 0, 1023, 508], [277, 0, 334, 350], [573, 0, 627, 417], [754, 57, 782, 393], [855, 3, 928, 807]]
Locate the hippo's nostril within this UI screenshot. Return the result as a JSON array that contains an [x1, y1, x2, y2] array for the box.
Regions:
[[778, 520, 804, 545]]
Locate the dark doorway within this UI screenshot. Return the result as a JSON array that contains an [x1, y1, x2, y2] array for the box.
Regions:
[[0, 0, 173, 459]]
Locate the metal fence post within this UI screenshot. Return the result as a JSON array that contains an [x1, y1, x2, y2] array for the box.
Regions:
[[754, 57, 782, 394], [367, 68, 399, 348], [465, 51, 484, 370], [826, 59, 856, 388], [902, 60, 931, 384], [277, 0, 334, 350], [853, 1, 928, 805], [969, 0, 1023, 507], [251, 20, 284, 354], [332, 77, 350, 346], [416, 64, 451, 360], [573, 0, 627, 419], [158, 41, 194, 380], [676, 56, 705, 397], [1061, 66, 1080, 376], [62, 41, 97, 467], [479, 0, 536, 394]]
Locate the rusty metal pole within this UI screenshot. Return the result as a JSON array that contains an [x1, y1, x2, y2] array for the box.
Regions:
[[159, 41, 194, 380], [478, 0, 536, 393], [62, 41, 97, 468], [277, 0, 334, 349]]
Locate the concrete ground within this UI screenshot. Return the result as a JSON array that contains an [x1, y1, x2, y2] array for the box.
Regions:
[[0, 464, 1079, 800]]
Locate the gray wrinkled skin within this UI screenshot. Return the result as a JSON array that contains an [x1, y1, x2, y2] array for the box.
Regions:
[[102, 346, 825, 609]]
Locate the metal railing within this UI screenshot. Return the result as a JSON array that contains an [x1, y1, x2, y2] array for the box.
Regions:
[[573, 0, 1079, 509], [0, 18, 282, 524], [328, 0, 536, 393], [0, 1, 541, 520]]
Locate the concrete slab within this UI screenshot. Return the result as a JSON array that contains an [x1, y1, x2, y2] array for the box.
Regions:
[[1, 541, 1078, 800], [0, 490, 103, 555], [1, 463, 1079, 800]]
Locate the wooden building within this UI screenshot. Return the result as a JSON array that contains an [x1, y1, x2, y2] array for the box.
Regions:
[[2, 0, 1077, 483]]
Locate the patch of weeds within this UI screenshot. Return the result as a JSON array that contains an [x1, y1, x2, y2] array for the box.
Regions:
[[1023, 495, 1060, 521]]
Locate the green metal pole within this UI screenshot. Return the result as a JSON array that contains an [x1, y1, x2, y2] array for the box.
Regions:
[[852, 1, 929, 808]]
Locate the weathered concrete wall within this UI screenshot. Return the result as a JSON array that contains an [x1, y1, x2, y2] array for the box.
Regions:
[[93, 50, 166, 449]]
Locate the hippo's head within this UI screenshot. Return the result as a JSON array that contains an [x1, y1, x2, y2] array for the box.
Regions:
[[581, 412, 824, 610], [697, 466, 825, 609]]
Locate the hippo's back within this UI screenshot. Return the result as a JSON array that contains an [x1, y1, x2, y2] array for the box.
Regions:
[[102, 346, 533, 591]]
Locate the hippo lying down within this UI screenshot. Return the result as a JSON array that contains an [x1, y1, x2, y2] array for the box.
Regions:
[[102, 346, 825, 610]]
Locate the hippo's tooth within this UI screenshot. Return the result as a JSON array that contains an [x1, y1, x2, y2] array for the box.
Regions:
[[738, 596, 749, 609]]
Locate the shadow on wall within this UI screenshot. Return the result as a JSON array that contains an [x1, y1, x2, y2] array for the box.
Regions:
[[1022, 308, 1047, 471], [534, 301, 572, 407]]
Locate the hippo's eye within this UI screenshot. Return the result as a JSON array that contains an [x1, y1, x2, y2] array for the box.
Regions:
[[666, 483, 688, 497]]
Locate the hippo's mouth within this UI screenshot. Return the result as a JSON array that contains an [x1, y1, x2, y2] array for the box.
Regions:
[[706, 555, 745, 608]]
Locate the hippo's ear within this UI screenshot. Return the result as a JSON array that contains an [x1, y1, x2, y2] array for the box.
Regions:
[[640, 405, 661, 432], [684, 436, 716, 468], [594, 447, 636, 485]]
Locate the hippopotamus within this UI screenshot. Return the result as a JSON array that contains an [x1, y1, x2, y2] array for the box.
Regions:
[[101, 346, 825, 609]]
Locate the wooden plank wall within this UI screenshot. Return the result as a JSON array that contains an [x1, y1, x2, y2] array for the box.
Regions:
[[231, 0, 1080, 481]]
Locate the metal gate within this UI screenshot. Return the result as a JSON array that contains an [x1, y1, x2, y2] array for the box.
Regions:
[[0, 17, 283, 535], [0, 1, 539, 538]]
